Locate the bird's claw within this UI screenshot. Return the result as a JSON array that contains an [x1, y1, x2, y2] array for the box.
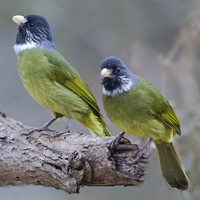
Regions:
[[109, 132, 132, 153], [109, 132, 125, 149], [134, 138, 152, 161], [134, 149, 147, 161]]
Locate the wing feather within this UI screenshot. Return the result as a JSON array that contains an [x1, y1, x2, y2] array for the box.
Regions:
[[152, 101, 181, 135], [44, 50, 101, 115]]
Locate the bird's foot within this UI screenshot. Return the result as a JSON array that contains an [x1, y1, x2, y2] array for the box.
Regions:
[[21, 126, 55, 136], [21, 117, 56, 136], [134, 149, 146, 161], [109, 132, 125, 148], [49, 118, 74, 138], [134, 138, 152, 160], [109, 132, 133, 153], [65, 118, 73, 133]]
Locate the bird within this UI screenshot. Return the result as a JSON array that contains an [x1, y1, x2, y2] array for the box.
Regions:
[[101, 56, 189, 190], [12, 14, 111, 137]]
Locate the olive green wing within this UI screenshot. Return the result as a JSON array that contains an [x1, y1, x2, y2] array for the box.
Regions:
[[44, 51, 111, 136], [160, 103, 181, 135], [151, 99, 181, 136], [65, 78, 112, 136], [141, 78, 181, 136], [44, 50, 101, 115], [64, 77, 102, 115]]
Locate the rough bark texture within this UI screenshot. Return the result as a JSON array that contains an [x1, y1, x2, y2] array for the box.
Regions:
[[0, 113, 149, 194]]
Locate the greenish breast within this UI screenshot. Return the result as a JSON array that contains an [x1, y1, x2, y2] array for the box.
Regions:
[[102, 77, 167, 140], [16, 49, 62, 112], [16, 49, 91, 120]]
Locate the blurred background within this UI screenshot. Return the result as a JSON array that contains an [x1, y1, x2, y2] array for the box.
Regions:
[[0, 0, 199, 199]]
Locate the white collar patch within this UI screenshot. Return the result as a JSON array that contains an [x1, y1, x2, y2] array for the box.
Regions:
[[14, 42, 38, 55], [102, 79, 133, 97]]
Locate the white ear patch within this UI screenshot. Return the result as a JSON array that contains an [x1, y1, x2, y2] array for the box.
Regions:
[[14, 42, 38, 55]]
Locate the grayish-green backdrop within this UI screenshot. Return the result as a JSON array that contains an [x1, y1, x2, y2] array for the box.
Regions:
[[0, 0, 199, 199]]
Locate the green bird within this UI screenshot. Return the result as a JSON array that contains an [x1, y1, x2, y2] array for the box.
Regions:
[[12, 14, 111, 137], [101, 56, 189, 190]]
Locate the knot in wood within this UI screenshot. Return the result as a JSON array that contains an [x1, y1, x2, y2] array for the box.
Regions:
[[69, 151, 85, 170]]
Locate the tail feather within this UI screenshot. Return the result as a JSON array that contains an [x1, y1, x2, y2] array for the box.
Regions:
[[154, 141, 189, 190]]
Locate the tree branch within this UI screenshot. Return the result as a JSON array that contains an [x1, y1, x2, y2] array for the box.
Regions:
[[0, 113, 148, 194]]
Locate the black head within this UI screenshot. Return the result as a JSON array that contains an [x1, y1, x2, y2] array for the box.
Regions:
[[101, 56, 127, 74], [13, 15, 56, 50], [101, 57, 137, 95]]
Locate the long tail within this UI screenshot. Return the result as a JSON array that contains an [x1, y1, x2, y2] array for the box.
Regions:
[[154, 141, 189, 190]]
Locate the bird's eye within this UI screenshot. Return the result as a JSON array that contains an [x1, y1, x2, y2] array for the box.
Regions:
[[116, 68, 120, 73], [29, 23, 34, 27]]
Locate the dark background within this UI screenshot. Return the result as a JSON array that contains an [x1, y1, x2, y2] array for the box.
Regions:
[[0, 0, 199, 199]]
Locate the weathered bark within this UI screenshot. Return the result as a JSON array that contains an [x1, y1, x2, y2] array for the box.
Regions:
[[0, 113, 148, 194]]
